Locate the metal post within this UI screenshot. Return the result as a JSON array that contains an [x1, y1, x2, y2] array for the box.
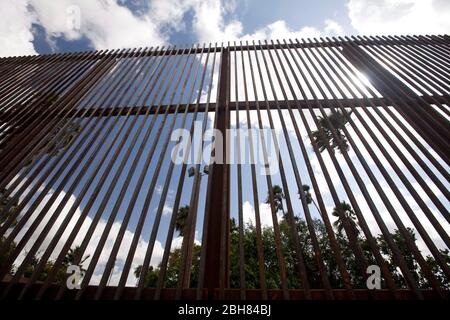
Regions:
[[202, 48, 230, 297]]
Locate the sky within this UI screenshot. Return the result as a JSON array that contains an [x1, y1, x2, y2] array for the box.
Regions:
[[1, 0, 450, 57], [1, 0, 449, 289]]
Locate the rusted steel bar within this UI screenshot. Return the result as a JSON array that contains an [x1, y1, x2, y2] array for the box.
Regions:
[[153, 44, 217, 301], [245, 41, 290, 300], [0, 55, 85, 154], [376, 36, 450, 122], [396, 35, 450, 69], [248, 41, 305, 298], [0, 47, 144, 298], [364, 39, 449, 96], [285, 39, 401, 298], [0, 50, 126, 240], [355, 36, 450, 133], [114, 44, 209, 301], [191, 44, 220, 300], [0, 49, 122, 244], [299, 38, 425, 299], [0, 52, 73, 100], [50, 46, 179, 301], [232, 41, 246, 300], [0, 50, 113, 178], [354, 38, 450, 207], [177, 45, 228, 299], [2, 95, 442, 123], [0, 53, 123, 238], [305, 39, 435, 298], [314, 38, 449, 296], [0, 49, 118, 189], [374, 37, 450, 92], [323, 42, 450, 279], [72, 46, 191, 300], [2, 35, 446, 65], [339, 37, 450, 165], [95, 45, 204, 300], [255, 40, 339, 299], [238, 40, 268, 299], [336, 40, 450, 239], [25, 47, 168, 300], [412, 35, 450, 58], [259, 40, 336, 297], [268, 40, 355, 298], [0, 52, 98, 173], [32, 59, 168, 300], [328, 46, 450, 186], [274, 40, 373, 297]]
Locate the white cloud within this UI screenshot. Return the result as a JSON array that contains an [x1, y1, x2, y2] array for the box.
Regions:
[[28, 0, 166, 50], [162, 204, 173, 215], [347, 0, 450, 35], [242, 21, 321, 41], [191, 0, 243, 43], [0, 0, 37, 57], [242, 200, 282, 228], [0, 0, 167, 57], [0, 0, 342, 58], [190, 0, 343, 43], [324, 19, 344, 35], [149, 0, 194, 32], [2, 0, 450, 59]]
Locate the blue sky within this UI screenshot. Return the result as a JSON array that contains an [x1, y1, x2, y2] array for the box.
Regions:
[[2, 0, 449, 288], [1, 0, 449, 57]]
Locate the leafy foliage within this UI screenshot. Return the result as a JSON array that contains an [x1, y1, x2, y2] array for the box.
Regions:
[[0, 242, 90, 284], [133, 215, 450, 290], [311, 110, 353, 153], [265, 185, 284, 214], [175, 205, 190, 237]]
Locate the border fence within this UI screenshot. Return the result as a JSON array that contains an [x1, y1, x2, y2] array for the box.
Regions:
[[0, 35, 449, 300]]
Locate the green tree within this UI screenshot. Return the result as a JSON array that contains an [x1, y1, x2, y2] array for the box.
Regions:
[[331, 201, 359, 238], [22, 254, 55, 282], [0, 237, 16, 275], [265, 185, 285, 215], [311, 110, 353, 153], [134, 244, 202, 288], [134, 265, 159, 287], [134, 216, 450, 290], [175, 205, 190, 237], [299, 184, 322, 217]]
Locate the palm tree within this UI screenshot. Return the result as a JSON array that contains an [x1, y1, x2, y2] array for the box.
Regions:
[[299, 184, 322, 218], [331, 201, 360, 238], [175, 205, 190, 237], [266, 185, 285, 216], [134, 264, 143, 279], [311, 110, 353, 153]]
